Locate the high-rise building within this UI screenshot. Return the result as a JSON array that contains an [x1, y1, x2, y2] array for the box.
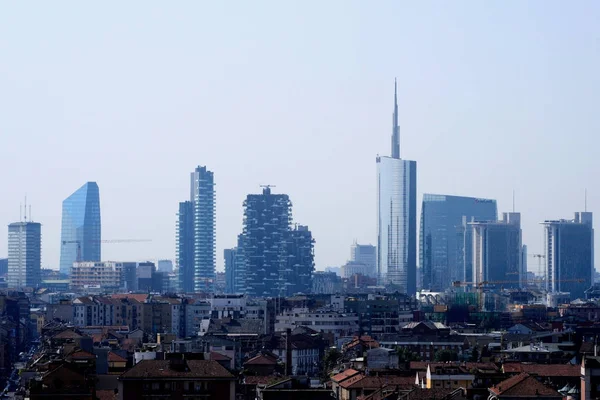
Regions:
[[176, 201, 194, 293], [470, 212, 523, 288], [240, 187, 314, 297], [350, 243, 376, 277], [190, 166, 216, 292], [224, 247, 238, 294], [543, 212, 594, 300], [377, 80, 417, 294], [59, 182, 101, 276], [420, 194, 497, 291], [8, 221, 41, 288], [0, 258, 8, 275], [157, 259, 173, 273]]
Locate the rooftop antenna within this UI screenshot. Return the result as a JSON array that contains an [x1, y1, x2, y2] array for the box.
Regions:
[[24, 195, 27, 222], [512, 190, 515, 212]]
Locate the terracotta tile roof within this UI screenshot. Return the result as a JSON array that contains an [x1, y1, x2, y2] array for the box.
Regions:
[[96, 390, 117, 400], [410, 361, 498, 372], [244, 376, 289, 386], [341, 375, 414, 389], [69, 350, 96, 359], [120, 360, 233, 379], [244, 354, 278, 366], [52, 329, 83, 340], [209, 351, 231, 361], [108, 352, 127, 363], [331, 368, 361, 383], [111, 293, 149, 303], [489, 372, 561, 397], [502, 363, 580, 377]]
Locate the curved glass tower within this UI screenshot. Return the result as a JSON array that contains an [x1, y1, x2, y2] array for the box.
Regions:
[[59, 182, 101, 275]]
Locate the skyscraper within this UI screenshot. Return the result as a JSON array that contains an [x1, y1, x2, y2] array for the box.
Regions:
[[191, 166, 216, 292], [224, 235, 246, 294], [470, 212, 523, 288], [59, 182, 101, 276], [543, 212, 594, 300], [240, 187, 314, 297], [350, 243, 376, 277], [377, 80, 417, 294], [176, 201, 194, 293], [8, 221, 41, 288], [420, 194, 497, 291], [176, 166, 216, 293]]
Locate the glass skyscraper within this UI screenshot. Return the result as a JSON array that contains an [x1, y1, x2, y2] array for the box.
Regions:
[[8, 221, 41, 288], [543, 212, 594, 300], [420, 194, 497, 291], [377, 80, 417, 295], [59, 182, 101, 276], [176, 166, 216, 293]]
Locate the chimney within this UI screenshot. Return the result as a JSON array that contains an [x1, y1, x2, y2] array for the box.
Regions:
[[285, 328, 292, 376]]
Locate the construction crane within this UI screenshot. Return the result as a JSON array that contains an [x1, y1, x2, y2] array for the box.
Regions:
[[61, 239, 152, 262], [528, 254, 546, 286]]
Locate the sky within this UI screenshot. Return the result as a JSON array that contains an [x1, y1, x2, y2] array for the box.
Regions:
[[0, 1, 599, 274]]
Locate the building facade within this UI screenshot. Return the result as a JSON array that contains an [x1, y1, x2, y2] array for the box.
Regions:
[[191, 166, 216, 292], [59, 182, 101, 276], [377, 81, 417, 294], [470, 212, 523, 288], [350, 243, 376, 277], [543, 212, 594, 300], [177, 201, 194, 293], [7, 221, 41, 288], [420, 194, 497, 291], [70, 261, 124, 292]]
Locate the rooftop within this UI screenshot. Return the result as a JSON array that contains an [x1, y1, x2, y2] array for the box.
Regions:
[[489, 373, 561, 397], [120, 360, 234, 379]]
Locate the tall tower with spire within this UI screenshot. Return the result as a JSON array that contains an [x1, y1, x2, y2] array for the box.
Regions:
[[391, 78, 400, 159], [376, 80, 417, 294]]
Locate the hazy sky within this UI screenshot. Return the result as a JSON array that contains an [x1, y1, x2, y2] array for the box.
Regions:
[[1, 2, 599, 274]]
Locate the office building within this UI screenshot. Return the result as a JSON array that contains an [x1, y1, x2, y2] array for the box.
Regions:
[[0, 258, 7, 276], [157, 259, 173, 273], [377, 80, 417, 294], [350, 243, 376, 277], [176, 201, 194, 293], [176, 166, 216, 293], [341, 261, 372, 279], [7, 221, 42, 288], [240, 187, 314, 297], [191, 166, 216, 292], [543, 212, 594, 300], [224, 235, 246, 294], [420, 194, 497, 291], [59, 182, 101, 276], [470, 212, 523, 288]]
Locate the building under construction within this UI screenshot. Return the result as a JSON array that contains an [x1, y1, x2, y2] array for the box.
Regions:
[[237, 186, 314, 297]]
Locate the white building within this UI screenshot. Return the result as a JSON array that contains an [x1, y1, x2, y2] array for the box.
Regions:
[[350, 243, 376, 277], [274, 307, 358, 340], [70, 261, 124, 291]]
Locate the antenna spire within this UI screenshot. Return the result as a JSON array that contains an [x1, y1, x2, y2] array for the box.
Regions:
[[391, 78, 400, 159]]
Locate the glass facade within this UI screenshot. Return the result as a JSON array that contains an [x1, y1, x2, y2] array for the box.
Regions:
[[59, 182, 101, 275], [190, 166, 216, 292], [419, 194, 497, 291], [376, 156, 417, 294], [7, 222, 41, 288], [544, 212, 594, 300], [177, 201, 194, 293]]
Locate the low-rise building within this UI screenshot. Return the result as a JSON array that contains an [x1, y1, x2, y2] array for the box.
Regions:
[[274, 308, 358, 340]]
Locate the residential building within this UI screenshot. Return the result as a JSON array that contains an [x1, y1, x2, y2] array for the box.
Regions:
[[377, 81, 417, 294], [420, 194, 497, 291], [118, 359, 235, 400], [543, 212, 594, 300], [70, 261, 125, 292], [470, 212, 523, 288], [488, 373, 562, 400], [241, 186, 314, 297], [176, 200, 194, 293], [350, 243, 376, 277], [274, 307, 358, 340], [59, 182, 101, 276], [425, 364, 475, 389], [7, 221, 41, 288], [191, 166, 216, 292]]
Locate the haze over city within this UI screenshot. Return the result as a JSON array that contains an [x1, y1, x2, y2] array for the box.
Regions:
[[1, 1, 599, 272]]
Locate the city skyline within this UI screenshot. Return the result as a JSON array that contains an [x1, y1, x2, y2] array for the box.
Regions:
[[1, 2, 599, 272]]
